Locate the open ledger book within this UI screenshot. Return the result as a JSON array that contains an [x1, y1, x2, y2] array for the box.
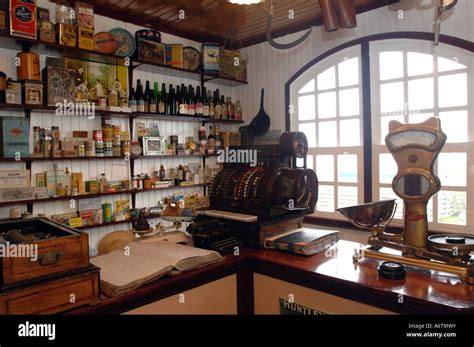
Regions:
[[90, 242, 223, 297]]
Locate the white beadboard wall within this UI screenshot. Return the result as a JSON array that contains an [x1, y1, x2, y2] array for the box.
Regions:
[[233, 0, 474, 131], [0, 0, 236, 249]]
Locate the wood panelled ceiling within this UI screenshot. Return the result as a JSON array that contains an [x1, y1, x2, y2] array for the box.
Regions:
[[66, 0, 399, 47]]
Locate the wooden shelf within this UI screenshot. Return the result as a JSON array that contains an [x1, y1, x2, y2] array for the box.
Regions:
[[132, 155, 206, 160], [0, 33, 247, 85], [0, 156, 129, 163], [75, 219, 132, 230], [133, 183, 205, 193], [0, 184, 207, 208], [0, 104, 245, 124]]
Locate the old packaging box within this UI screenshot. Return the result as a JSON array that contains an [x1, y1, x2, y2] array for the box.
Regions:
[[0, 117, 30, 158]]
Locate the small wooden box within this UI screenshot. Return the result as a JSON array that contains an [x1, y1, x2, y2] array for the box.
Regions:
[[0, 218, 90, 289]]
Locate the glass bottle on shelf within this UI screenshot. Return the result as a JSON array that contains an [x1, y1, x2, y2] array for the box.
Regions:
[[195, 86, 203, 117], [159, 83, 167, 115], [144, 81, 151, 113], [235, 101, 242, 120], [221, 95, 228, 120], [208, 90, 215, 118], [153, 82, 159, 114], [227, 97, 235, 120], [188, 85, 195, 116], [129, 87, 137, 112], [149, 87, 157, 113], [207, 126, 216, 155], [136, 79, 145, 113], [167, 84, 175, 115], [159, 165, 166, 181], [214, 90, 222, 119], [202, 87, 209, 118], [175, 85, 181, 115]]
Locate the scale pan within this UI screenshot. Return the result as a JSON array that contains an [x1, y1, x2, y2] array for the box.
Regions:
[[336, 200, 396, 230]]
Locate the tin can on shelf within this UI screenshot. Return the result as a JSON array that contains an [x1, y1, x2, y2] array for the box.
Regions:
[[113, 135, 121, 156], [121, 141, 130, 156], [104, 141, 113, 157], [95, 140, 104, 157], [102, 202, 112, 223], [93, 130, 103, 142]]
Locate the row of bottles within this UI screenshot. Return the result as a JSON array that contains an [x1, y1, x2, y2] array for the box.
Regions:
[[129, 80, 242, 120]]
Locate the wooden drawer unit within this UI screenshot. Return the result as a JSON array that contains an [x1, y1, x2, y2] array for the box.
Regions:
[[0, 218, 89, 288], [0, 267, 100, 314]]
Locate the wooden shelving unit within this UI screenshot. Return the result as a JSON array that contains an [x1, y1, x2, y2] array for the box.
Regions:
[[0, 29, 246, 230]]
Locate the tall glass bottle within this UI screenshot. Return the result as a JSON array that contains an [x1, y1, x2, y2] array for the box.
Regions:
[[175, 85, 181, 115], [143, 81, 151, 113], [153, 82, 159, 114], [129, 87, 137, 112], [136, 79, 145, 113], [195, 86, 203, 117], [159, 83, 167, 115]]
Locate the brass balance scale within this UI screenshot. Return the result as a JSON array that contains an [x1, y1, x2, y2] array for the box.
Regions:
[[337, 117, 474, 283]]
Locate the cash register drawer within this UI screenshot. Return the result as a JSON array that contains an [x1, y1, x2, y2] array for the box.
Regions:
[[0, 267, 100, 314], [0, 218, 89, 288]]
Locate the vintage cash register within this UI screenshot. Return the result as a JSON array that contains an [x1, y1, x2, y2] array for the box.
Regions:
[[188, 131, 318, 252], [337, 117, 474, 284]]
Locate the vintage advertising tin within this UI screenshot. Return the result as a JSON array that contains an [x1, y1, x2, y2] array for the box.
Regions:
[[10, 0, 37, 39]]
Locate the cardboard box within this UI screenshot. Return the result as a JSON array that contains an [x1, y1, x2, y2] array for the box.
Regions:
[[202, 42, 220, 75], [35, 172, 45, 188], [44, 170, 56, 196], [78, 198, 101, 212], [22, 80, 43, 105], [138, 38, 165, 65], [165, 44, 183, 69], [72, 173, 84, 194], [85, 181, 99, 194], [0, 117, 30, 158], [10, 0, 37, 40], [35, 187, 48, 199], [75, 2, 94, 29], [38, 20, 55, 43], [79, 209, 102, 226], [0, 187, 35, 201], [5, 80, 21, 105], [0, 169, 30, 189], [78, 26, 94, 50], [56, 23, 76, 47]]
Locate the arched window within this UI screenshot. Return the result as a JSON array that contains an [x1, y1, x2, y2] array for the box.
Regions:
[[371, 39, 472, 232], [288, 35, 473, 233], [290, 46, 364, 218]]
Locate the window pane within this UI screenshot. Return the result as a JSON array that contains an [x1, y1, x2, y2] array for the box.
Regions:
[[439, 73, 467, 108], [318, 185, 335, 212], [437, 57, 466, 72], [307, 155, 314, 170], [299, 122, 316, 148], [381, 115, 404, 143], [409, 113, 434, 124], [317, 66, 336, 91], [338, 186, 358, 208], [318, 91, 337, 118], [379, 153, 397, 184], [408, 78, 434, 111], [380, 188, 403, 220], [338, 57, 359, 87], [438, 111, 468, 143], [407, 52, 433, 76], [339, 88, 359, 117], [438, 153, 466, 187], [337, 154, 357, 183], [318, 121, 337, 147], [380, 82, 404, 114], [298, 79, 315, 94], [316, 155, 334, 182], [438, 191, 466, 226], [340, 119, 360, 146], [298, 95, 316, 121], [379, 51, 403, 81]]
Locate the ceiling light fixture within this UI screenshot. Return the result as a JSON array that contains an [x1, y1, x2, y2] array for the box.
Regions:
[[228, 0, 264, 5], [434, 0, 457, 45]]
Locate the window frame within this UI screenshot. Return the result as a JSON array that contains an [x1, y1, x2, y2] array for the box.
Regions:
[[289, 46, 364, 219], [285, 32, 474, 233]]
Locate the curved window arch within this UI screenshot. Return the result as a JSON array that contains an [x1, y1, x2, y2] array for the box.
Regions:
[[287, 33, 474, 233]]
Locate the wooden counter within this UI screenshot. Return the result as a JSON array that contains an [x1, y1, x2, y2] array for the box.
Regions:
[[69, 240, 474, 314]]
